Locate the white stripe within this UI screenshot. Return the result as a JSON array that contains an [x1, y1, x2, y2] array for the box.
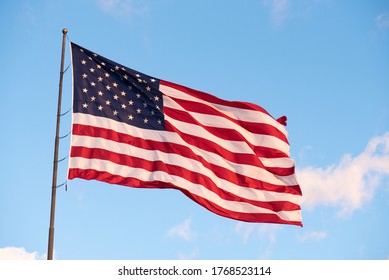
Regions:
[[259, 157, 296, 168], [68, 157, 302, 222], [164, 96, 290, 155], [160, 83, 288, 137], [71, 134, 301, 203], [165, 115, 254, 154], [72, 113, 298, 186]]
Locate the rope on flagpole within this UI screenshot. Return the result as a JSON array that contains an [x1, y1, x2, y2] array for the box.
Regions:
[[55, 155, 68, 163], [59, 131, 71, 139], [59, 108, 71, 117], [63, 64, 70, 74], [56, 181, 67, 189]]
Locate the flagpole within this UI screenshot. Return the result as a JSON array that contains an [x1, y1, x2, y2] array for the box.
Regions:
[[47, 28, 68, 260]]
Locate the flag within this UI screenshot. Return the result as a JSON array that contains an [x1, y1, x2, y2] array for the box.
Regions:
[[68, 42, 302, 226]]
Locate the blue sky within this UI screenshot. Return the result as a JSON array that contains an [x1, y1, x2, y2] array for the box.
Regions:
[[0, 0, 388, 260]]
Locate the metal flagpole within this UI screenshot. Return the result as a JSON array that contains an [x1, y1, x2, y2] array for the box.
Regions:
[[47, 28, 68, 260]]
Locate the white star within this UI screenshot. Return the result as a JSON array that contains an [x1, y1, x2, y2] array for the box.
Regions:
[[98, 91, 104, 96], [105, 100, 111, 106], [113, 110, 118, 115], [105, 73, 110, 78], [121, 104, 127, 109], [113, 95, 119, 100], [82, 88, 88, 93], [136, 108, 141, 114], [97, 65, 102, 69], [106, 85, 111, 91], [129, 100, 134, 106], [82, 103, 88, 108], [90, 82, 96, 87], [101, 62, 106, 66], [154, 96, 159, 101], [146, 86, 151, 91], [124, 74, 128, 80], [82, 73, 88, 78], [150, 78, 156, 82], [81, 60, 87, 65], [98, 105, 103, 111], [128, 115, 134, 120], [115, 66, 120, 70], [121, 91, 126, 96], [157, 119, 162, 125], [91, 96, 96, 101], [136, 74, 141, 77], [143, 118, 148, 124], [113, 82, 118, 87], [143, 102, 147, 107], [89, 68, 95, 73], [136, 93, 141, 98], [98, 77, 103, 82]]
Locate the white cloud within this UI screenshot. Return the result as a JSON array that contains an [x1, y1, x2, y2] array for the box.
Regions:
[[376, 12, 389, 30], [298, 132, 389, 216], [167, 218, 195, 241], [298, 230, 327, 242], [257, 224, 281, 245], [262, 0, 325, 26], [0, 247, 45, 260], [235, 223, 281, 259], [257, 224, 281, 259], [262, 0, 290, 26], [235, 222, 281, 244], [235, 222, 256, 244], [178, 249, 199, 260], [97, 0, 149, 22]]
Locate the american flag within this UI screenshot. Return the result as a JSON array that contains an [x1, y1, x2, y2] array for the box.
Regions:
[[68, 42, 302, 226]]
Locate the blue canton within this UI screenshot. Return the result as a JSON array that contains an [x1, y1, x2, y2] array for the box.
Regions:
[[71, 42, 165, 130]]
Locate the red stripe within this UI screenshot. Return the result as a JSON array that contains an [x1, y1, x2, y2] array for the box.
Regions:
[[164, 120, 288, 161], [68, 168, 302, 226], [165, 96, 289, 144], [161, 80, 272, 116], [164, 106, 290, 159], [164, 121, 294, 175], [72, 124, 301, 195], [70, 146, 300, 212]]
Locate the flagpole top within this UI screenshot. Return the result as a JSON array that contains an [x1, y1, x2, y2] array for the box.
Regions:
[[62, 28, 68, 34]]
